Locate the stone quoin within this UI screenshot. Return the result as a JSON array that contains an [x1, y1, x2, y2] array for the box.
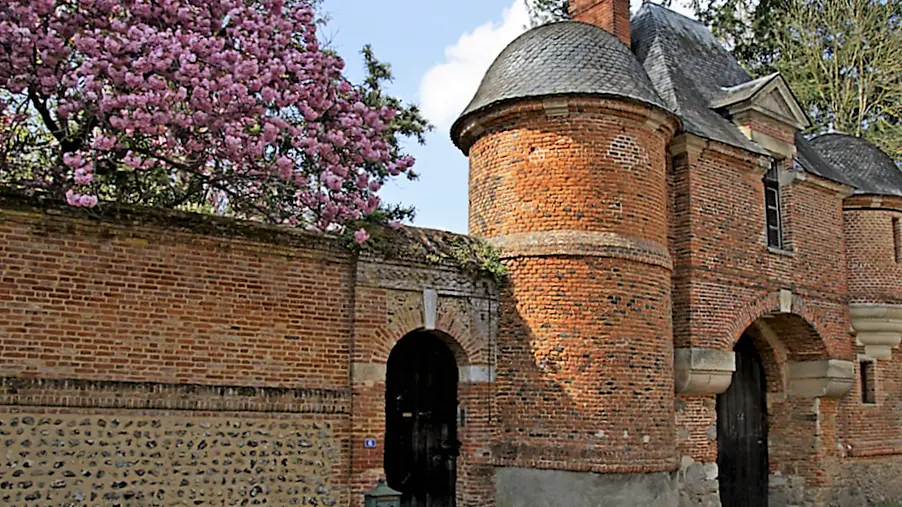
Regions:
[[2, 0, 902, 506]]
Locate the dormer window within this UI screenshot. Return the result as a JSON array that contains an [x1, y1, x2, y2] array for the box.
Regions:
[[764, 161, 783, 249]]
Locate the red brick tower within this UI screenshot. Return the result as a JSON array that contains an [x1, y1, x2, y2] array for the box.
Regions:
[[813, 134, 902, 362], [810, 134, 902, 362], [451, 13, 681, 503]]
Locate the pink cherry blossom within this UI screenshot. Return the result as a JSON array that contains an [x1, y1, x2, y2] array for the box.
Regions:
[[353, 228, 370, 244], [0, 0, 416, 239]]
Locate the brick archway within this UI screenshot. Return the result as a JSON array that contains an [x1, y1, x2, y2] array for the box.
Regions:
[[349, 287, 497, 507], [719, 312, 843, 505], [359, 290, 488, 370], [727, 290, 832, 360]]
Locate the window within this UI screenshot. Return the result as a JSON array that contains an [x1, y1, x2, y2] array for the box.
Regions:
[[893, 218, 901, 263], [764, 161, 783, 249], [860, 360, 876, 404]]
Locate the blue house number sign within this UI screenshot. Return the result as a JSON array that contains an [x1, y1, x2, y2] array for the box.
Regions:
[[364, 438, 377, 449]]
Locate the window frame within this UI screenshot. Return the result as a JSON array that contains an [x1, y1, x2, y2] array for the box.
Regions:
[[764, 160, 784, 249], [893, 217, 901, 264], [860, 360, 877, 405]]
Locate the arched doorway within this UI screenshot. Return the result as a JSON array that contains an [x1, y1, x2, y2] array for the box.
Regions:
[[385, 331, 460, 507], [717, 333, 769, 507]]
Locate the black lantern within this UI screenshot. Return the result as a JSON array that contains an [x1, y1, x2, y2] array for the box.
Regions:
[[364, 479, 402, 507]]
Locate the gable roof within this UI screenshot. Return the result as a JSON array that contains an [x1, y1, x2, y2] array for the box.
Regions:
[[711, 73, 810, 130], [630, 4, 873, 190], [630, 3, 766, 154], [810, 134, 902, 196], [710, 73, 781, 109]]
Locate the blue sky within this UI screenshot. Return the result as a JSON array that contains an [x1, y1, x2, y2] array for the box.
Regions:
[[323, 0, 693, 233]]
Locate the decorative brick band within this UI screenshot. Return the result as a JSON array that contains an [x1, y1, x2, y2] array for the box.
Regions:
[[489, 230, 672, 270], [487, 445, 680, 474], [0, 377, 350, 414], [848, 440, 902, 458]]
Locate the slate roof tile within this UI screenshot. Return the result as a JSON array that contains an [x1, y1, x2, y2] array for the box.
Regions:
[[630, 3, 765, 154], [450, 2, 901, 196], [810, 134, 902, 196]]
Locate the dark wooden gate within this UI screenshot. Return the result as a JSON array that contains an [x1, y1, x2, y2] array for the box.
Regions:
[[717, 333, 769, 507], [385, 331, 459, 507]]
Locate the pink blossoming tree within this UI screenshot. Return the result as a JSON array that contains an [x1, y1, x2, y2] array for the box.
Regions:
[[0, 0, 429, 241]]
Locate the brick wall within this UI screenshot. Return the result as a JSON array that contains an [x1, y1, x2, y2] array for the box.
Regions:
[[829, 346, 902, 505], [838, 195, 902, 502], [569, 0, 631, 47], [843, 196, 902, 305], [0, 204, 353, 388], [669, 136, 850, 357], [667, 131, 859, 502], [0, 196, 500, 507], [840, 347, 902, 457]]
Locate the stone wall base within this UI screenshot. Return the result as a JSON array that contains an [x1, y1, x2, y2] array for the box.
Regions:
[[827, 456, 902, 506], [769, 473, 808, 506], [494, 467, 678, 507], [675, 457, 719, 507]]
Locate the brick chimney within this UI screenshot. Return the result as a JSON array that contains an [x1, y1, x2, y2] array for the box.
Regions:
[[569, 0, 631, 47]]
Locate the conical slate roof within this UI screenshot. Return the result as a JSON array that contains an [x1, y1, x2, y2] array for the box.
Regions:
[[451, 20, 670, 149], [810, 134, 902, 196]]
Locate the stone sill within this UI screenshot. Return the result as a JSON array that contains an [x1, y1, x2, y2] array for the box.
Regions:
[[767, 246, 795, 257]]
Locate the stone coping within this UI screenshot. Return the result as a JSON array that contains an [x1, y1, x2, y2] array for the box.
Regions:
[[0, 190, 497, 278]]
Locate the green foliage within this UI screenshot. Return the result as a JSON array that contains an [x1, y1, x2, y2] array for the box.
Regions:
[[526, 0, 571, 26], [690, 0, 902, 163], [358, 44, 433, 182], [447, 236, 508, 282], [772, 0, 902, 162], [690, 0, 789, 75]]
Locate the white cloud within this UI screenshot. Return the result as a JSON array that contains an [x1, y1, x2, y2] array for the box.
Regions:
[[420, 0, 697, 132], [419, 0, 530, 132]]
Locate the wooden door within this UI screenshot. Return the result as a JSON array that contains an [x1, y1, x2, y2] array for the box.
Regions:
[[385, 332, 460, 507], [717, 333, 769, 507]]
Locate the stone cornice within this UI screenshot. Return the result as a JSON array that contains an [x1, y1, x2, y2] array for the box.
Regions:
[[787, 170, 855, 198], [844, 194, 902, 212], [674, 348, 736, 396], [454, 95, 681, 155], [850, 304, 902, 359], [489, 230, 672, 270], [787, 359, 854, 398], [667, 133, 768, 172]]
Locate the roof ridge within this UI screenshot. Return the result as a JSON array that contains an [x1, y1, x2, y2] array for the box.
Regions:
[[635, 2, 702, 25], [631, 14, 683, 116]]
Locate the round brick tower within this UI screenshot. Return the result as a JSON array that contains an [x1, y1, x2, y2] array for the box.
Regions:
[[451, 18, 681, 501], [813, 134, 902, 360]]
